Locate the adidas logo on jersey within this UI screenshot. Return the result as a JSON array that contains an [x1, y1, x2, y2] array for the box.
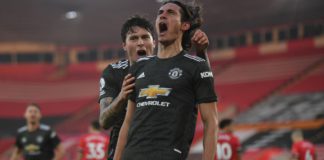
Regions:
[[137, 72, 145, 79]]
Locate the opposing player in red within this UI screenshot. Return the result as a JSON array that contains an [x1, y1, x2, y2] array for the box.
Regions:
[[291, 130, 317, 160], [77, 120, 109, 160], [216, 119, 241, 160]]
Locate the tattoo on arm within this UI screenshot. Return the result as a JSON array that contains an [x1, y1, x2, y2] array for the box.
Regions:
[[99, 96, 126, 129], [99, 97, 114, 129]]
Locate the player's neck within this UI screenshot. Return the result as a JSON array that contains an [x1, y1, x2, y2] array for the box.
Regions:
[[157, 38, 183, 59], [27, 122, 40, 132]]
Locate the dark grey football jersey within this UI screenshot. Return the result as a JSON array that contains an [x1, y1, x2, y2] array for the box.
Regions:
[[15, 124, 60, 160], [123, 51, 217, 160], [99, 59, 130, 159]]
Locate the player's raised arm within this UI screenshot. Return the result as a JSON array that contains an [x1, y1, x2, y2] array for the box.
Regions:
[[192, 29, 210, 66], [113, 100, 136, 160], [199, 102, 218, 160], [99, 73, 135, 129]]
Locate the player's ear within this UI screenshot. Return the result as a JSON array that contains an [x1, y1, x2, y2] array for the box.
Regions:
[[181, 22, 190, 31], [153, 40, 156, 49], [122, 42, 127, 51]]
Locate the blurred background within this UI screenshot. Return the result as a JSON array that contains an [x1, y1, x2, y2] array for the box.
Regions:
[[0, 0, 324, 159]]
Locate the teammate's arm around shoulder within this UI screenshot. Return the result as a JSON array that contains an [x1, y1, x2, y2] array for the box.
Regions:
[[113, 100, 136, 160], [99, 73, 135, 129], [199, 102, 218, 160]]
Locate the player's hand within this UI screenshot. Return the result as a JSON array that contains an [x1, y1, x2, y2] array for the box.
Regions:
[[118, 74, 135, 101], [191, 29, 209, 53]]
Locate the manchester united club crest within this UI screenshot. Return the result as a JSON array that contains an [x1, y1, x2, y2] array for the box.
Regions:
[[21, 137, 27, 143], [36, 136, 43, 143], [168, 68, 182, 79]]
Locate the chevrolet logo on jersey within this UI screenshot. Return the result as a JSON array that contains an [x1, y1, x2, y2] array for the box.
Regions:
[[139, 85, 171, 99], [25, 144, 40, 153]]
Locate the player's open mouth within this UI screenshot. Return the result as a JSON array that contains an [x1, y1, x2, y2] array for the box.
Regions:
[[137, 50, 147, 56], [159, 22, 168, 34]]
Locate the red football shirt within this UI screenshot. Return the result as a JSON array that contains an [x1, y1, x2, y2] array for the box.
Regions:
[[78, 133, 109, 160], [291, 140, 316, 160], [216, 132, 241, 160]]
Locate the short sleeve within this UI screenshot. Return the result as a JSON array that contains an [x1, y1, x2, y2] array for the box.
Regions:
[[49, 130, 61, 148], [15, 133, 22, 149], [193, 61, 217, 104], [99, 65, 119, 102]]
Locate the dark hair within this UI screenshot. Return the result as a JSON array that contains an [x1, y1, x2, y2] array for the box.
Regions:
[[27, 103, 41, 111], [219, 119, 233, 129], [121, 15, 155, 43], [91, 120, 101, 130], [162, 0, 203, 50]]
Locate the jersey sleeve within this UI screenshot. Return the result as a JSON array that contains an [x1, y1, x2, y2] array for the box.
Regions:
[[193, 61, 217, 104], [99, 65, 119, 102], [15, 132, 22, 149], [291, 143, 299, 156], [48, 129, 61, 148]]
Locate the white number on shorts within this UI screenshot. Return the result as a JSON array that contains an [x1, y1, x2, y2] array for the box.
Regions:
[[86, 142, 105, 159], [217, 142, 232, 160]]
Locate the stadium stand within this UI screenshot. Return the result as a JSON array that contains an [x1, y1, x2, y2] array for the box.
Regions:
[[241, 126, 324, 152], [0, 63, 56, 81], [55, 102, 100, 134], [236, 92, 324, 123], [283, 62, 324, 94], [215, 54, 323, 111]]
